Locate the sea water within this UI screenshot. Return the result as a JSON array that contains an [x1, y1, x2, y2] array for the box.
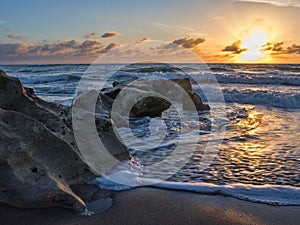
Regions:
[[1, 63, 299, 205]]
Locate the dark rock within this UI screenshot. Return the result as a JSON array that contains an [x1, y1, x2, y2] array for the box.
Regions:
[[170, 78, 210, 111], [100, 77, 209, 121], [0, 70, 130, 213], [0, 70, 25, 106], [170, 78, 193, 92], [0, 109, 90, 211], [130, 96, 171, 117], [188, 91, 210, 111]]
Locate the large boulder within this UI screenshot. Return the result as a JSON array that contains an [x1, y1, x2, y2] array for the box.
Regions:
[[0, 70, 129, 213], [0, 109, 90, 211], [0, 70, 129, 160], [103, 86, 171, 118], [100, 77, 209, 120]]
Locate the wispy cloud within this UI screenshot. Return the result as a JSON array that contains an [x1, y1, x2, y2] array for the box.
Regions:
[[85, 32, 120, 39], [129, 37, 149, 44], [172, 36, 206, 49], [84, 32, 101, 39], [99, 42, 119, 53], [151, 22, 196, 32], [7, 34, 23, 40], [236, 0, 300, 8]]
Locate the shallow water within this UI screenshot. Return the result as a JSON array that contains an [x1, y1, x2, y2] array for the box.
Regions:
[[1, 63, 300, 205], [117, 103, 300, 187]]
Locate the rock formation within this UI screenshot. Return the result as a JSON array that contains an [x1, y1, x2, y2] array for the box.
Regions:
[[0, 70, 129, 214], [171, 78, 210, 111], [100, 77, 209, 120], [0, 69, 209, 213]]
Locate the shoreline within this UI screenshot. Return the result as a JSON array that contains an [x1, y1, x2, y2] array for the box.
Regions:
[[1, 187, 299, 225]]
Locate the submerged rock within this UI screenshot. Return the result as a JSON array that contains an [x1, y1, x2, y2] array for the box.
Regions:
[[0, 70, 129, 213]]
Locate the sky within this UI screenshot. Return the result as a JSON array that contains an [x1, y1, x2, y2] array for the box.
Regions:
[[0, 0, 300, 64]]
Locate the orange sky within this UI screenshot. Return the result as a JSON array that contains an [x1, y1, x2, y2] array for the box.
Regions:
[[0, 0, 300, 64]]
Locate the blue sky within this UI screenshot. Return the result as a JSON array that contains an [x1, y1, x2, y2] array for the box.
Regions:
[[1, 0, 219, 42], [1, 0, 300, 64]]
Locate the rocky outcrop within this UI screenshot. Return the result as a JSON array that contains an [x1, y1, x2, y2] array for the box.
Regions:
[[0, 70, 129, 214], [0, 109, 91, 210], [171, 78, 210, 111], [0, 69, 209, 213], [100, 77, 209, 120], [130, 96, 171, 117]]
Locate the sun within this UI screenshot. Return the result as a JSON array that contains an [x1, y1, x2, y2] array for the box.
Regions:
[[238, 23, 273, 63]]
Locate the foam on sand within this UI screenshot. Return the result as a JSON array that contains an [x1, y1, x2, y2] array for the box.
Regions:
[[92, 177, 300, 206]]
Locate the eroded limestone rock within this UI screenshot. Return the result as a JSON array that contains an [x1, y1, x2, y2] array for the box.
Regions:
[[0, 70, 129, 213]]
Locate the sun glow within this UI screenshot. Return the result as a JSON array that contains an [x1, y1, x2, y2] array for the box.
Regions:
[[238, 24, 272, 63]]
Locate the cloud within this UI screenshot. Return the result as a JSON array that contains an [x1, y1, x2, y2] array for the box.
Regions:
[[129, 37, 149, 44], [154, 36, 206, 56], [222, 40, 247, 54], [85, 32, 120, 39], [260, 42, 300, 55], [0, 36, 154, 63], [101, 32, 119, 38], [0, 39, 121, 61], [261, 42, 272, 51], [84, 32, 101, 39], [261, 41, 284, 51], [0, 42, 33, 56], [287, 44, 300, 54], [236, 0, 300, 8], [273, 42, 284, 51], [99, 43, 119, 53], [172, 36, 205, 48], [7, 34, 23, 40], [76, 40, 103, 55]]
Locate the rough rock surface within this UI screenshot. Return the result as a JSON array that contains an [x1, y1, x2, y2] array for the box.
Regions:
[[0, 70, 128, 213], [100, 77, 209, 120], [0, 69, 208, 212], [171, 78, 210, 111]]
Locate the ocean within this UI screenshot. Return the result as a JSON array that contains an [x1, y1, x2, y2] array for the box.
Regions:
[[1, 63, 299, 206]]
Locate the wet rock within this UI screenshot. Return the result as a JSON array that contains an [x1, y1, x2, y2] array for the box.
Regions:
[[100, 77, 209, 120], [130, 96, 171, 117], [170, 78, 210, 111]]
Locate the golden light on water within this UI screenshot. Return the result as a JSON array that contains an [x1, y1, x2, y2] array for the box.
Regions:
[[236, 110, 263, 135]]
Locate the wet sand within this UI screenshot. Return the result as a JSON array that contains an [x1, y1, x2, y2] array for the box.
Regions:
[[0, 187, 299, 225]]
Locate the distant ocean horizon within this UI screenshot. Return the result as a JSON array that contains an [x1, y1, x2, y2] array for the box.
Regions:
[[1, 63, 299, 206]]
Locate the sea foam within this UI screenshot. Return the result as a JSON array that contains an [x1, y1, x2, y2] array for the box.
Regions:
[[92, 177, 300, 206]]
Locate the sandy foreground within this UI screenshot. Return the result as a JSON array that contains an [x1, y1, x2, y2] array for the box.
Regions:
[[0, 187, 299, 225]]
